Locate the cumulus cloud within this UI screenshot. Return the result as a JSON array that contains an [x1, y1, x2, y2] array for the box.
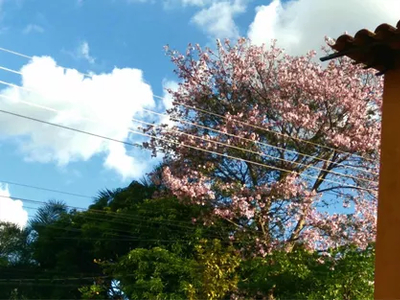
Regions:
[[248, 0, 400, 55], [0, 56, 156, 180], [77, 41, 95, 64], [0, 185, 28, 228], [162, 0, 248, 39], [192, 0, 246, 39], [22, 24, 44, 34], [119, 0, 249, 39]]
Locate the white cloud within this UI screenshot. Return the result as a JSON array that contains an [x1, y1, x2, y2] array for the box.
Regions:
[[0, 185, 28, 228], [157, 79, 179, 128], [181, 0, 209, 5], [104, 142, 149, 179], [161, 79, 178, 111], [78, 41, 95, 64], [192, 0, 246, 39], [162, 0, 248, 39], [248, 0, 400, 56], [118, 0, 249, 39], [0, 56, 156, 180], [22, 24, 44, 34], [165, 0, 211, 7]]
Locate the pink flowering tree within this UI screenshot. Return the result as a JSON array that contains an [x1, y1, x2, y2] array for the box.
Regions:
[[144, 38, 382, 255]]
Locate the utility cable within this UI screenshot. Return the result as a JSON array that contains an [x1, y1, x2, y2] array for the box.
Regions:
[[0, 66, 377, 177], [141, 106, 379, 176], [0, 80, 377, 185], [131, 116, 377, 184], [0, 108, 377, 193], [0, 95, 141, 149], [0, 179, 92, 199], [0, 45, 378, 163]]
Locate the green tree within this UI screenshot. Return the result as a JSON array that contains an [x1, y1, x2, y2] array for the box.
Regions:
[[0, 222, 36, 299], [237, 244, 375, 299], [187, 239, 241, 300], [0, 173, 376, 299]]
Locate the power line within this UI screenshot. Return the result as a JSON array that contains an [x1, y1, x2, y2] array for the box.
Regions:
[[22, 202, 325, 245], [141, 106, 379, 176], [0, 45, 378, 163], [0, 179, 92, 199], [0, 54, 378, 190], [0, 105, 141, 149], [24, 202, 202, 231], [0, 46, 92, 78], [0, 46, 32, 59], [0, 79, 377, 185], [170, 100, 378, 163], [130, 126, 377, 191], [0, 65, 22, 75], [0, 64, 377, 177], [28, 207, 206, 237], [132, 116, 377, 184], [141, 108, 377, 177], [0, 107, 377, 192], [0, 276, 109, 282], [14, 196, 212, 232], [19, 201, 230, 241], [12, 182, 363, 241]]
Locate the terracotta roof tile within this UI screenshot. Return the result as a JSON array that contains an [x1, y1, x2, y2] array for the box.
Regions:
[[320, 20, 400, 75]]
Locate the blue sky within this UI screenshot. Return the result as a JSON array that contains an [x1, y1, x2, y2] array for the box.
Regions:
[[0, 0, 397, 227]]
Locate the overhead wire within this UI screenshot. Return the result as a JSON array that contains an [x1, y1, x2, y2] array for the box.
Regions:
[[0, 47, 378, 196], [0, 67, 368, 232], [0, 176, 227, 232], [0, 63, 378, 177], [0, 46, 33, 59], [0, 179, 92, 199], [0, 65, 23, 75], [0, 268, 106, 277], [24, 203, 204, 233], [0, 262, 360, 288], [154, 97, 378, 164], [14, 195, 231, 238], [131, 115, 377, 184], [16, 200, 233, 242], [0, 94, 141, 149], [0, 45, 378, 163], [11, 176, 369, 242], [0, 46, 377, 292], [17, 182, 363, 242], [30, 210, 209, 240], [0, 107, 378, 193], [141, 106, 379, 176], [16, 197, 202, 230], [0, 78, 378, 186], [0, 276, 109, 282]]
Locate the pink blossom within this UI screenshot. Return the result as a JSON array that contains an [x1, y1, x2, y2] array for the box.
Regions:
[[144, 38, 381, 255]]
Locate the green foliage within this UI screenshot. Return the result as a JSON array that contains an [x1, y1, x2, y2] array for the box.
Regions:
[[187, 239, 241, 300], [0, 175, 376, 299], [79, 282, 108, 299], [106, 247, 192, 300], [237, 244, 375, 299], [0, 222, 31, 264], [9, 288, 28, 300], [307, 244, 375, 300], [29, 200, 68, 229]]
